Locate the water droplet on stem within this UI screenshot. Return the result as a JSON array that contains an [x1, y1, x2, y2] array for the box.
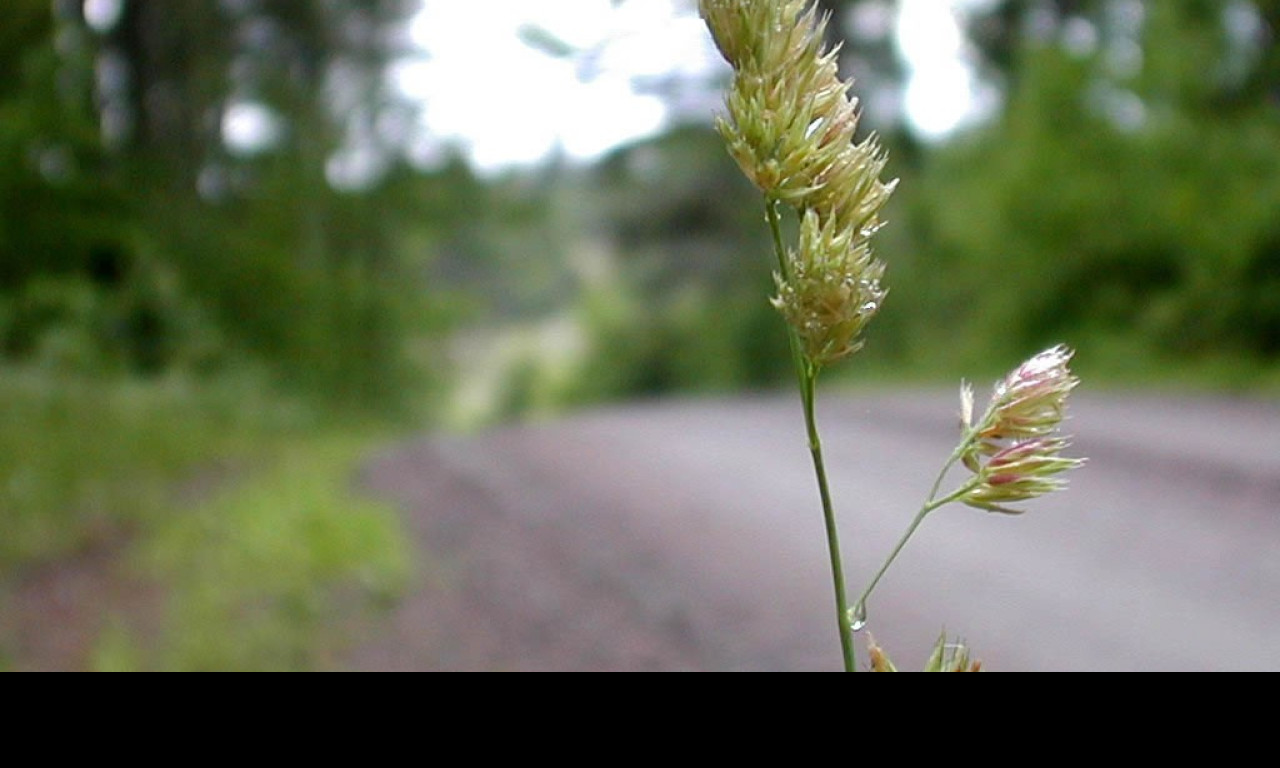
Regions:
[[848, 602, 868, 632]]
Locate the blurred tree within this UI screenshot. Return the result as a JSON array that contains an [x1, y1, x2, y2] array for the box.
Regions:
[[583, 126, 792, 395], [818, 0, 908, 131], [1239, 0, 1280, 108], [0, 0, 148, 371], [0, 0, 454, 411], [900, 0, 1280, 372], [103, 1, 228, 174], [965, 0, 1101, 84], [95, 0, 419, 189], [965, 0, 1280, 114]]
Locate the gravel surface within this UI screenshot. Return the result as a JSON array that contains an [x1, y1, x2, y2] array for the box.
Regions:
[[347, 392, 1280, 672]]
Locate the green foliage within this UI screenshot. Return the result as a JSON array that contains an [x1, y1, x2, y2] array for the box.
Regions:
[[154, 190, 440, 415], [0, 368, 411, 671], [568, 129, 797, 400], [572, 280, 790, 402], [144, 437, 411, 672], [0, 371, 291, 567], [895, 29, 1280, 382], [0, 1, 427, 665], [89, 618, 144, 673], [0, 3, 454, 415]]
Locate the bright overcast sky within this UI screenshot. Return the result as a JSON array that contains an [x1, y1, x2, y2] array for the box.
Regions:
[[396, 0, 986, 174]]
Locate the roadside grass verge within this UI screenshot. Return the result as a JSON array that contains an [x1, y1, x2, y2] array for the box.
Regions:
[[135, 435, 411, 671], [0, 371, 275, 567], [0, 369, 412, 671]]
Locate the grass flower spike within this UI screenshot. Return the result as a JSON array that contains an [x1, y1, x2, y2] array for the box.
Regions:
[[968, 345, 1081, 444], [702, 1, 866, 207], [853, 345, 1085, 636], [961, 345, 1086, 515], [701, 0, 897, 227], [699, 2, 1086, 670], [963, 437, 1083, 515], [867, 633, 982, 672], [701, 0, 902, 671], [701, 0, 890, 368], [773, 209, 887, 366], [700, 0, 896, 368]]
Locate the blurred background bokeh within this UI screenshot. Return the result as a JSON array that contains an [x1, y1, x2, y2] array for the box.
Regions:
[[1, 0, 1277, 670]]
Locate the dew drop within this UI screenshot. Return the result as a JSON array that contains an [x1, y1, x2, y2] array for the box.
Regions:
[[847, 602, 868, 633]]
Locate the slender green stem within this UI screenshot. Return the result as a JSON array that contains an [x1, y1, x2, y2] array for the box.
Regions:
[[926, 436, 974, 505], [854, 508, 928, 625], [856, 431, 982, 613], [804, 369, 858, 673], [766, 201, 809, 387], [766, 201, 857, 673], [853, 468, 982, 622]]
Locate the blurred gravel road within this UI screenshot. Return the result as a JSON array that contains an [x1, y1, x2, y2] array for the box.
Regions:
[[351, 392, 1280, 671]]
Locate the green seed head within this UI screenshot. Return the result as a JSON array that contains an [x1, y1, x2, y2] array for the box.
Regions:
[[772, 209, 886, 367], [701, 1, 898, 368]]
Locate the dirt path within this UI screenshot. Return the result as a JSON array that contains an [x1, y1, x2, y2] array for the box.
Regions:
[[347, 392, 1280, 671], [348, 434, 714, 671], [7, 391, 1275, 671]]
